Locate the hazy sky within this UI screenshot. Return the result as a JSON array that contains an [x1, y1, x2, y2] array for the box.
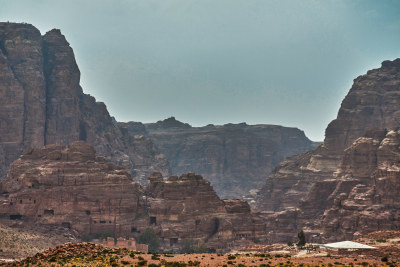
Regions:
[[1, 0, 400, 140]]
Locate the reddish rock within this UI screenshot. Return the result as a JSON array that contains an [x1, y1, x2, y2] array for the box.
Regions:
[[256, 58, 400, 212], [0, 22, 170, 182], [256, 58, 400, 243], [143, 172, 267, 252], [0, 141, 144, 237], [122, 117, 317, 199], [321, 129, 400, 241], [0, 144, 267, 251]]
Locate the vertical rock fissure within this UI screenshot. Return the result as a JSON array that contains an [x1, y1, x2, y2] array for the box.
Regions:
[[0, 38, 7, 57], [42, 40, 50, 145]]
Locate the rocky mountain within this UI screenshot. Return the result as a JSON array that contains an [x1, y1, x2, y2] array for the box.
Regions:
[[321, 129, 400, 241], [256, 58, 400, 242], [0, 141, 144, 237], [0, 141, 266, 252], [0, 22, 169, 183], [120, 117, 317, 199], [144, 172, 266, 251]]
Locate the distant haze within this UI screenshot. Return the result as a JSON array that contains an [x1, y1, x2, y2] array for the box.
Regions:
[[1, 0, 399, 141]]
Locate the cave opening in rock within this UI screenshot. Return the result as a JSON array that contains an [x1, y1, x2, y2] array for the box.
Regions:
[[44, 209, 54, 215], [10, 214, 22, 220], [170, 238, 178, 246], [61, 222, 71, 229]]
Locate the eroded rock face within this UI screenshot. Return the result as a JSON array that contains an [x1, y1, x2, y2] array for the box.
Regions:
[[321, 129, 400, 241], [256, 59, 400, 243], [121, 117, 317, 199], [0, 143, 267, 251], [0, 141, 144, 237], [0, 22, 170, 183], [257, 58, 400, 213], [143, 172, 266, 252]]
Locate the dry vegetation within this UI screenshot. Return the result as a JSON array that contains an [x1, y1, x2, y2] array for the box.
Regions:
[[0, 220, 77, 262], [2, 230, 400, 266]]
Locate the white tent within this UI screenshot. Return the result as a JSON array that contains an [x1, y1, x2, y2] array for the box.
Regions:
[[322, 241, 377, 250]]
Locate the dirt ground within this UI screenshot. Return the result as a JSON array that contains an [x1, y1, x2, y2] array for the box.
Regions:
[[1, 230, 400, 266], [0, 220, 78, 262]]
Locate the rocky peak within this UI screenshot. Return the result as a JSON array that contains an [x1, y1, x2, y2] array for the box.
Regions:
[[0, 22, 170, 182], [381, 58, 400, 69], [257, 58, 400, 212], [146, 117, 192, 130], [324, 58, 400, 154], [256, 58, 400, 242]]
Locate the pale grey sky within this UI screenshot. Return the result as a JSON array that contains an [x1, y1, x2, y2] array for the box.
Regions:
[[1, 0, 400, 140]]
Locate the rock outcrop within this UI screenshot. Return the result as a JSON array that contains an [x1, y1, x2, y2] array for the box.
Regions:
[[321, 129, 400, 241], [257, 58, 400, 212], [143, 172, 266, 252], [0, 22, 169, 182], [256, 58, 400, 242], [0, 141, 144, 237], [0, 142, 267, 251], [121, 117, 317, 199]]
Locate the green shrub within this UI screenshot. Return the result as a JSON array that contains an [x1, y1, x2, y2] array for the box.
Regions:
[[137, 260, 148, 266], [138, 228, 160, 252], [165, 262, 187, 267], [297, 230, 306, 247]]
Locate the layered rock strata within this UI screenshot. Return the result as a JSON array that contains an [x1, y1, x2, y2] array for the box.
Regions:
[[256, 58, 400, 243], [257, 58, 400, 212], [321, 129, 400, 241], [121, 117, 317, 199], [0, 22, 169, 182], [143, 172, 266, 252], [0, 142, 267, 251], [0, 141, 144, 236]]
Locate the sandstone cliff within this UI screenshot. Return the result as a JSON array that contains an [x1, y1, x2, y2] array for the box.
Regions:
[[257, 58, 400, 212], [0, 22, 169, 182], [321, 129, 400, 241], [121, 117, 316, 199], [144, 172, 266, 252], [0, 141, 144, 237], [256, 58, 400, 243], [0, 142, 266, 252]]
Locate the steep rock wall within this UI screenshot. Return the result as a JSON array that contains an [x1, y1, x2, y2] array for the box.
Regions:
[[121, 117, 316, 199], [0, 23, 169, 182], [257, 58, 400, 212], [0, 141, 144, 237]]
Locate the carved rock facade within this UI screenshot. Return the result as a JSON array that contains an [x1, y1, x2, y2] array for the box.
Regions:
[[0, 141, 144, 237], [144, 172, 266, 251]]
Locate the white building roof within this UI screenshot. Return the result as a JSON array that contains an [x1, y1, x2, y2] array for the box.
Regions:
[[322, 241, 377, 250]]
